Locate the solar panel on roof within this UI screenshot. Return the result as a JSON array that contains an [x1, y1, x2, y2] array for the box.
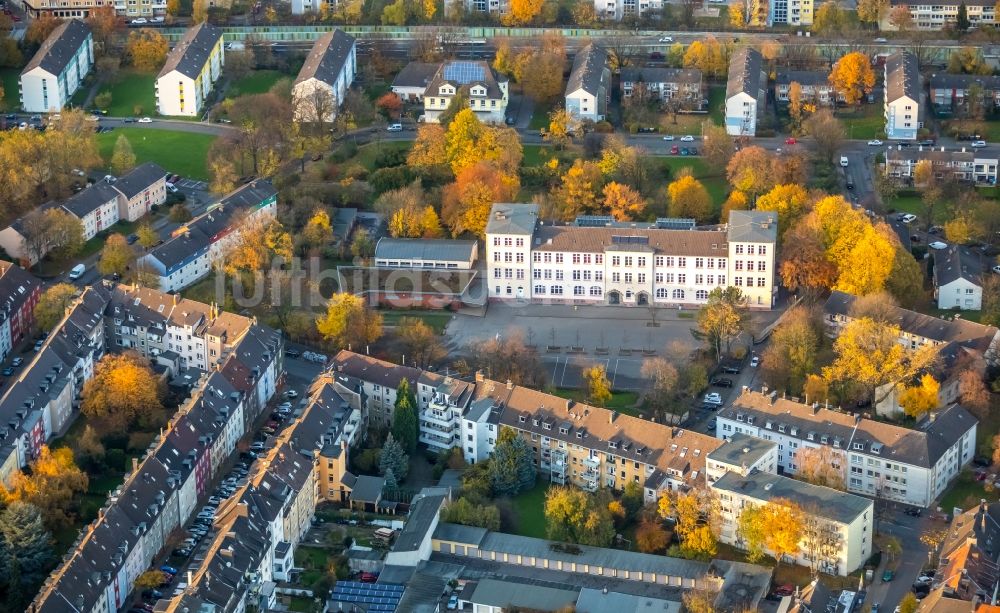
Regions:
[[611, 235, 649, 245], [575, 215, 614, 227], [443, 61, 485, 83], [655, 217, 696, 230]]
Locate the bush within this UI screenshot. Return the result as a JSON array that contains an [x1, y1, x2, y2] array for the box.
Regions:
[[329, 142, 358, 163], [593, 120, 614, 133], [373, 147, 407, 169], [106, 448, 127, 471], [94, 91, 113, 110], [342, 163, 368, 180], [369, 166, 416, 194]]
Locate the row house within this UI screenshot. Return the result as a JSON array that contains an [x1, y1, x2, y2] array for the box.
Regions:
[[593, 0, 663, 20], [929, 73, 1000, 112], [918, 501, 1000, 607], [768, 0, 814, 25], [0, 260, 41, 361], [0, 165, 166, 266], [485, 203, 778, 309], [775, 70, 837, 106], [880, 0, 997, 30], [933, 244, 985, 311], [139, 180, 278, 292], [885, 146, 1000, 185], [715, 389, 978, 507], [331, 350, 423, 428], [620, 67, 703, 105], [708, 435, 873, 576]]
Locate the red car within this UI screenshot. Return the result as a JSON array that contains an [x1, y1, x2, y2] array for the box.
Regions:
[[360, 572, 378, 583], [784, 137, 797, 145], [670, 145, 679, 155]]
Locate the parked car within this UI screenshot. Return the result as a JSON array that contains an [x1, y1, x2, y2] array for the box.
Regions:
[[360, 572, 379, 583], [1, 368, 12, 377], [711, 377, 733, 388], [131, 17, 148, 23], [649, 51, 664, 60], [882, 569, 895, 582], [160, 565, 178, 575], [447, 594, 459, 610], [284, 389, 299, 399], [784, 137, 796, 145], [721, 365, 741, 374], [670, 145, 679, 154], [387, 123, 403, 132], [898, 213, 917, 223], [904, 508, 922, 517], [867, 139, 883, 146], [34, 339, 44, 351], [703, 392, 723, 406], [285, 348, 301, 358], [663, 135, 675, 141], [11, 357, 23, 367], [680, 135, 695, 142], [971, 140, 987, 148], [126, 233, 139, 244], [750, 355, 760, 368], [928, 241, 948, 250], [658, 36, 673, 42], [138, 117, 152, 123]]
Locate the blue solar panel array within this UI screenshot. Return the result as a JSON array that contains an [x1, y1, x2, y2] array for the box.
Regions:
[[443, 61, 485, 84], [331, 581, 404, 612]]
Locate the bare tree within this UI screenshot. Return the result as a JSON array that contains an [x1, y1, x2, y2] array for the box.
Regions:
[[601, 35, 640, 73]]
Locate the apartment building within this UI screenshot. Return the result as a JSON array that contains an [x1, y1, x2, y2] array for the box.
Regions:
[[139, 180, 278, 292], [725, 48, 766, 136], [565, 44, 611, 123], [880, 0, 996, 30], [155, 22, 224, 117], [593, 0, 662, 20], [930, 73, 1000, 112], [30, 309, 283, 613], [884, 52, 921, 141], [331, 350, 423, 427], [421, 60, 508, 124], [705, 432, 778, 483], [775, 70, 836, 106], [0, 166, 166, 266], [885, 146, 1000, 185], [823, 290, 1000, 358], [292, 30, 356, 123], [620, 67, 702, 104], [713, 468, 873, 576], [934, 245, 984, 311], [113, 0, 167, 18], [0, 261, 41, 362], [918, 501, 1000, 608], [18, 0, 118, 19], [19, 19, 93, 112], [716, 389, 978, 507], [768, 0, 814, 25], [484, 203, 778, 309]]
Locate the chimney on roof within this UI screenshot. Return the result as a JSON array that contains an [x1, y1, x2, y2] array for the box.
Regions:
[[506, 379, 513, 390], [173, 293, 179, 306], [475, 370, 485, 383], [132, 457, 138, 474]]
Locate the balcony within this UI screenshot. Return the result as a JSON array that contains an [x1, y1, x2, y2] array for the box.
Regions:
[[419, 430, 456, 449], [421, 409, 456, 429], [583, 457, 600, 470]]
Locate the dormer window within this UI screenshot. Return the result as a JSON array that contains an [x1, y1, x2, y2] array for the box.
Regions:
[[609, 441, 617, 449], [576, 432, 583, 439], [543, 423, 551, 430], [807, 431, 815, 441], [533, 418, 540, 426], [821, 435, 829, 444], [853, 442, 864, 450], [519, 415, 526, 423], [559, 427, 568, 435], [765, 421, 773, 430], [777, 424, 786, 433], [790, 427, 798, 436], [737, 413, 745, 422]]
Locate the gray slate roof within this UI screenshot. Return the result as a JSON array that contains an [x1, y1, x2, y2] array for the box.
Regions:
[[576, 587, 681, 613], [352, 474, 386, 503], [885, 51, 920, 104], [727, 210, 777, 244], [392, 62, 440, 90], [294, 29, 355, 88], [934, 244, 984, 287], [726, 47, 764, 100], [374, 238, 477, 263], [929, 73, 1000, 91], [620, 67, 702, 85], [22, 19, 90, 77], [60, 179, 120, 218], [712, 470, 873, 524], [391, 493, 446, 552], [566, 43, 608, 97], [158, 21, 223, 79], [824, 290, 999, 351], [425, 60, 506, 99], [775, 69, 831, 87], [113, 162, 166, 199], [485, 203, 539, 236], [469, 578, 578, 610]]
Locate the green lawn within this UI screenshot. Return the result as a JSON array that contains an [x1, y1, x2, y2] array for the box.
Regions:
[[380, 310, 453, 334], [939, 470, 986, 513], [661, 157, 729, 205], [79, 219, 141, 258], [354, 141, 412, 172], [529, 100, 557, 131], [837, 106, 885, 140], [886, 194, 923, 216], [0, 68, 20, 112], [97, 128, 216, 179], [96, 70, 157, 117], [227, 70, 285, 98], [552, 388, 641, 415], [506, 480, 548, 539], [707, 85, 726, 126]]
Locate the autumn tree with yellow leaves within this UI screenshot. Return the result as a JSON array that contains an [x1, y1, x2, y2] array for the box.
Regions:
[[125, 28, 168, 72], [2, 446, 88, 532], [682, 36, 729, 78], [82, 352, 164, 432], [442, 161, 520, 237], [551, 159, 603, 220], [317, 293, 383, 349], [544, 486, 615, 547], [666, 174, 713, 223], [672, 489, 720, 559], [753, 183, 810, 240], [502, 0, 544, 25], [34, 284, 78, 332], [828, 52, 876, 107], [726, 146, 778, 201], [899, 374, 941, 418], [601, 182, 646, 221], [301, 209, 333, 253], [223, 218, 294, 274]]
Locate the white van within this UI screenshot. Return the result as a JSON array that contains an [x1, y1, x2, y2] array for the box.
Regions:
[[68, 264, 86, 280], [840, 156, 849, 167]]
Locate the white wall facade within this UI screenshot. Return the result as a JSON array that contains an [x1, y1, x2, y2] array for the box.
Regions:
[[725, 91, 758, 136], [19, 32, 94, 113], [423, 80, 507, 124], [885, 94, 920, 141], [565, 88, 600, 122], [72, 196, 120, 241], [155, 39, 224, 117], [937, 277, 982, 311]]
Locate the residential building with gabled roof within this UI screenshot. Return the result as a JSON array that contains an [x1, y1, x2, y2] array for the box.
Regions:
[[0, 260, 41, 362], [880, 0, 997, 30], [934, 244, 985, 311], [725, 47, 766, 136], [113, 162, 167, 222], [391, 62, 439, 102], [884, 51, 921, 141], [715, 389, 978, 507], [565, 43, 610, 122], [620, 67, 702, 104], [19, 19, 93, 112], [292, 30, 356, 123], [421, 60, 508, 124], [155, 22, 225, 117]]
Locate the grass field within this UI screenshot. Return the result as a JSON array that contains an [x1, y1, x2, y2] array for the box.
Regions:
[[506, 480, 548, 539], [837, 105, 885, 140], [529, 100, 557, 131], [354, 141, 412, 172], [227, 70, 286, 98], [0, 68, 19, 112], [552, 388, 641, 415], [661, 157, 729, 205], [96, 71, 157, 117], [380, 310, 453, 334], [939, 471, 984, 513], [96, 128, 217, 179]]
